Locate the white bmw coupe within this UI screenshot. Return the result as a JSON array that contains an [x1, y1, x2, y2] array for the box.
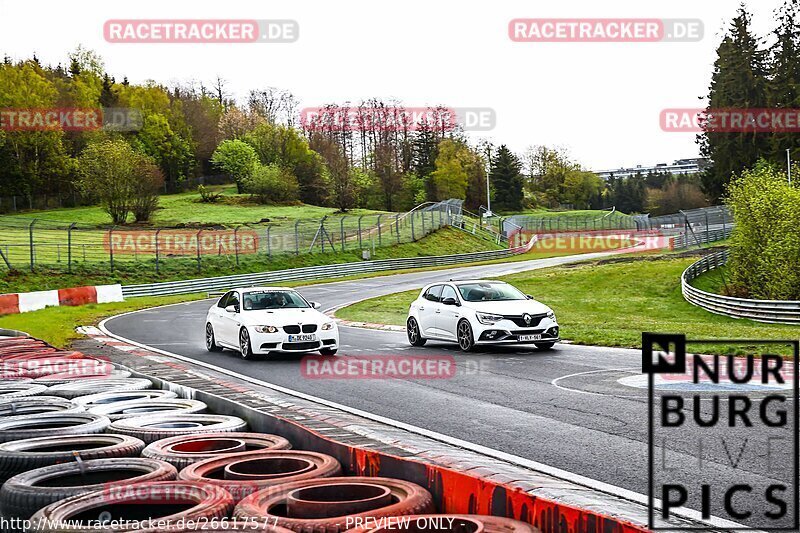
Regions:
[[205, 287, 339, 359]]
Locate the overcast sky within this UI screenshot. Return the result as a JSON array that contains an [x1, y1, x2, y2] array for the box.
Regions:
[[0, 0, 784, 170]]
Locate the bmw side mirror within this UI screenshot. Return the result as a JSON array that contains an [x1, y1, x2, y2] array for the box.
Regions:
[[310, 301, 321, 309], [225, 305, 238, 314]]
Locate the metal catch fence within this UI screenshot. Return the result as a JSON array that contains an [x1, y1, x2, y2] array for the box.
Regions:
[[0, 200, 462, 275]]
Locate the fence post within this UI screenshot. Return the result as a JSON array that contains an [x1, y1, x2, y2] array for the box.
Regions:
[[411, 211, 416, 241], [108, 226, 116, 272], [266, 226, 272, 258], [155, 229, 161, 274], [67, 223, 76, 273], [294, 220, 300, 255], [28, 219, 37, 272], [340, 217, 346, 252], [376, 214, 383, 246], [357, 215, 364, 249], [395, 214, 400, 243], [421, 210, 425, 236], [196, 229, 202, 273], [705, 212, 710, 244], [320, 216, 327, 253], [234, 227, 240, 266]]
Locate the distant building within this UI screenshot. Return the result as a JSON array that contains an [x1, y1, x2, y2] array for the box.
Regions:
[[593, 158, 708, 180]]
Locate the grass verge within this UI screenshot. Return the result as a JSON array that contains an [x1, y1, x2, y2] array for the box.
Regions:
[[336, 254, 800, 356], [0, 294, 207, 348]]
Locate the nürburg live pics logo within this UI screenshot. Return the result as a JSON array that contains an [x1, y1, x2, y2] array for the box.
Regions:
[[643, 333, 799, 530]]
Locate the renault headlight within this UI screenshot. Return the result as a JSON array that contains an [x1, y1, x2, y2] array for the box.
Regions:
[[546, 310, 556, 321], [321, 322, 335, 330], [253, 325, 278, 333], [476, 312, 504, 325]]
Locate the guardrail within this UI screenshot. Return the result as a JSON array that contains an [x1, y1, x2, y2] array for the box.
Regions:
[[122, 245, 529, 298], [682, 250, 800, 324], [672, 227, 732, 249]]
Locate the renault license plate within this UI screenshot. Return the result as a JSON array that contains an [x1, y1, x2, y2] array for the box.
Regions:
[[518, 334, 542, 342]]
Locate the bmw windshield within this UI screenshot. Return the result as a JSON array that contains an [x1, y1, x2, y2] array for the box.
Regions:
[[242, 291, 310, 310], [457, 283, 528, 302]]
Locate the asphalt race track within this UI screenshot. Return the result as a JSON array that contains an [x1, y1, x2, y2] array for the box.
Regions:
[[104, 251, 794, 526]]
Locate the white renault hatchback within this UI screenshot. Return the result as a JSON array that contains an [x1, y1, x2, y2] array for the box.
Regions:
[[406, 279, 559, 351], [205, 287, 339, 359]]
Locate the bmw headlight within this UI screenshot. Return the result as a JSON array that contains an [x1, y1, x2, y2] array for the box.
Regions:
[[476, 312, 504, 325], [546, 310, 556, 321], [321, 322, 335, 330], [253, 325, 278, 333]]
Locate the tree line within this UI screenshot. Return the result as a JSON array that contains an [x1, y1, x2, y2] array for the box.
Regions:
[[1, 42, 725, 224], [701, 0, 800, 200]]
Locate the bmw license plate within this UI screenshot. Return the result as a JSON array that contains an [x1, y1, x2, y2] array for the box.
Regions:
[[288, 334, 316, 342], [518, 334, 542, 342]]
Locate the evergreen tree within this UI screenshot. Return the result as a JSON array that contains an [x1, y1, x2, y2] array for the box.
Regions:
[[489, 145, 523, 211], [699, 4, 769, 201], [412, 121, 439, 200], [768, 0, 800, 165]]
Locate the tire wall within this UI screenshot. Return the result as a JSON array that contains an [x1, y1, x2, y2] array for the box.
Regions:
[[128, 367, 646, 533]]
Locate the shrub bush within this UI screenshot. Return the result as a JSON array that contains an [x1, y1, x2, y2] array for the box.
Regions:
[[726, 161, 800, 299], [242, 164, 299, 204]]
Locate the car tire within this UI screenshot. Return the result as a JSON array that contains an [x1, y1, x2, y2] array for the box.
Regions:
[[457, 320, 475, 352], [0, 457, 177, 520], [108, 414, 248, 445], [535, 342, 556, 350], [233, 477, 434, 532], [406, 318, 427, 347], [141, 432, 291, 470], [0, 434, 145, 482], [178, 450, 342, 503], [319, 348, 337, 355], [31, 481, 234, 531], [239, 328, 255, 360], [206, 323, 223, 352]]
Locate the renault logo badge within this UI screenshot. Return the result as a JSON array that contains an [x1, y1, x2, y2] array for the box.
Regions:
[[523, 313, 532, 325]]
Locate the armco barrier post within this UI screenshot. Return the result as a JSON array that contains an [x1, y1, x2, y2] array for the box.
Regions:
[[67, 222, 76, 273], [28, 219, 36, 272]]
